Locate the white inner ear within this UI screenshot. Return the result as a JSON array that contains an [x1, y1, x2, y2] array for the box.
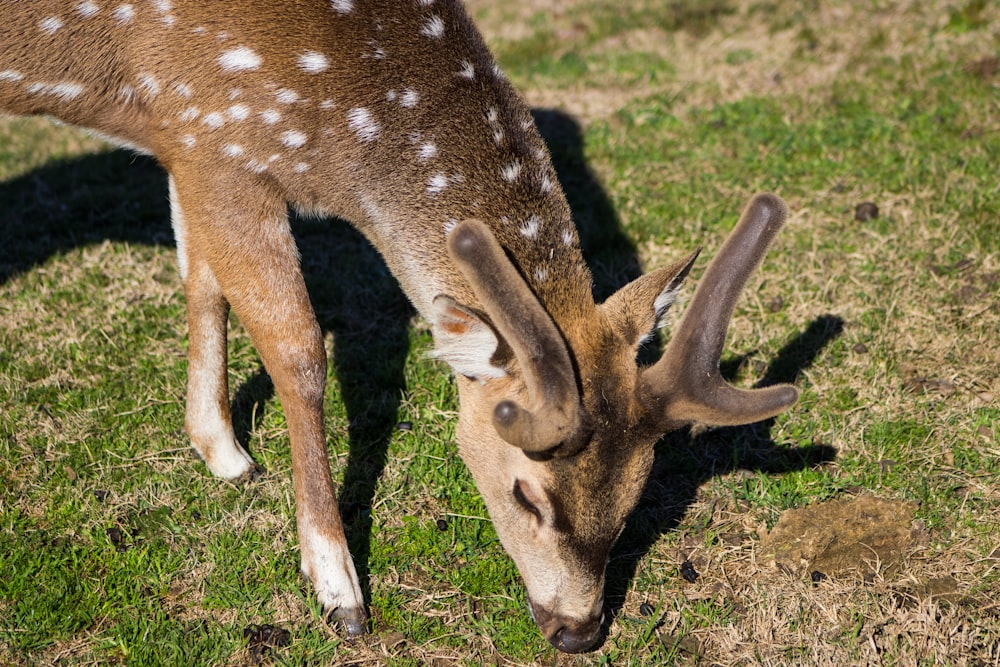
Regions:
[[638, 283, 683, 346], [653, 283, 682, 328], [429, 296, 507, 380]]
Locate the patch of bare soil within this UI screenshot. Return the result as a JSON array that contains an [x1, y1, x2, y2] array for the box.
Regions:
[[760, 494, 925, 579]]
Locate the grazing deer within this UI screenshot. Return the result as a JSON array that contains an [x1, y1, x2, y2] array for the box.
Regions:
[[0, 0, 797, 653]]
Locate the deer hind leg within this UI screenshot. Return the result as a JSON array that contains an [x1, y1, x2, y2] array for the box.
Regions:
[[169, 169, 366, 634]]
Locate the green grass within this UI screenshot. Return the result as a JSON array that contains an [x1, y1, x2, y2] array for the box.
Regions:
[[3, 0, 1000, 664]]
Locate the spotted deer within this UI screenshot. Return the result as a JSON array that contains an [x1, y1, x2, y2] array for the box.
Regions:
[[0, 0, 798, 653]]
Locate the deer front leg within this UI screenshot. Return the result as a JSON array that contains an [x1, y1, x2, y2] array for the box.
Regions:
[[171, 170, 366, 635], [171, 176, 257, 480]]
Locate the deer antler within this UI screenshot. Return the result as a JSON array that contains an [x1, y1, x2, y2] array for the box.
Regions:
[[641, 193, 799, 429], [448, 220, 582, 454]]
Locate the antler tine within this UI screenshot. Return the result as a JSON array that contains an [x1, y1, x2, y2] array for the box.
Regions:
[[642, 193, 799, 428], [448, 220, 582, 453]]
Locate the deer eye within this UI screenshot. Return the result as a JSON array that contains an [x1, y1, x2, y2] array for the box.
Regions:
[[512, 480, 542, 521]]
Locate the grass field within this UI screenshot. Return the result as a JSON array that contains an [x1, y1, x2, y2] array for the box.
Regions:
[[1, 0, 998, 665]]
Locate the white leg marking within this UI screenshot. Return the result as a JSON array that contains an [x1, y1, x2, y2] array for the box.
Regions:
[[186, 343, 255, 480], [299, 514, 364, 614], [168, 176, 189, 280]]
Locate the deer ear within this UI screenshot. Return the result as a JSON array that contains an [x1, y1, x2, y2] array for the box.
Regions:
[[600, 249, 700, 347], [429, 295, 508, 380]]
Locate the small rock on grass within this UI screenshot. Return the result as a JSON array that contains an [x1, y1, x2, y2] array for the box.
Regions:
[[680, 560, 700, 583], [854, 201, 879, 221]]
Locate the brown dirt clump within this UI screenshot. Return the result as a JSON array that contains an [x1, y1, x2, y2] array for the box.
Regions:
[[760, 494, 924, 578]]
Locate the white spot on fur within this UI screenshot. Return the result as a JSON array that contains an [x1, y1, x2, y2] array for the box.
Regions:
[[172, 82, 193, 98], [218, 46, 261, 72], [493, 64, 507, 79], [228, 88, 242, 100], [202, 112, 225, 128], [244, 159, 268, 174], [281, 130, 308, 148], [294, 162, 311, 173], [260, 109, 281, 124], [422, 15, 445, 38], [540, 173, 554, 193], [386, 90, 397, 103], [443, 218, 458, 234], [181, 134, 196, 149], [76, 2, 100, 17], [561, 229, 575, 246], [0, 70, 24, 82], [26, 81, 84, 100], [401, 89, 419, 107], [427, 173, 449, 195], [346, 107, 380, 142], [501, 160, 522, 182], [486, 107, 499, 123], [138, 73, 160, 98], [319, 99, 335, 109], [534, 267, 549, 283], [298, 51, 330, 73], [112, 4, 134, 23], [520, 215, 541, 238], [39, 17, 64, 34], [418, 142, 438, 161], [191, 25, 206, 34], [178, 106, 200, 122], [222, 143, 244, 157], [330, 0, 353, 13], [458, 60, 475, 79], [275, 88, 299, 104], [226, 104, 250, 121], [154, 0, 172, 12], [118, 85, 136, 104], [492, 128, 505, 146]]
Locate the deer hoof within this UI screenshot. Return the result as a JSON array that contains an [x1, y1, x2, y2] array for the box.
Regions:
[[330, 606, 367, 637]]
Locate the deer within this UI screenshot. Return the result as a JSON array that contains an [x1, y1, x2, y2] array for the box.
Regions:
[[0, 0, 798, 654]]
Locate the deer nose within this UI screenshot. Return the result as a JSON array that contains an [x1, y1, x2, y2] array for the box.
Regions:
[[528, 600, 604, 653], [548, 616, 603, 653]]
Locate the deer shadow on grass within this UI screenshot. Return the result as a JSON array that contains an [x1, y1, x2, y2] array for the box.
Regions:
[[601, 315, 843, 637], [0, 144, 413, 612]]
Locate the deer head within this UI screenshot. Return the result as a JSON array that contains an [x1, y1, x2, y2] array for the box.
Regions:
[[431, 193, 797, 652]]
